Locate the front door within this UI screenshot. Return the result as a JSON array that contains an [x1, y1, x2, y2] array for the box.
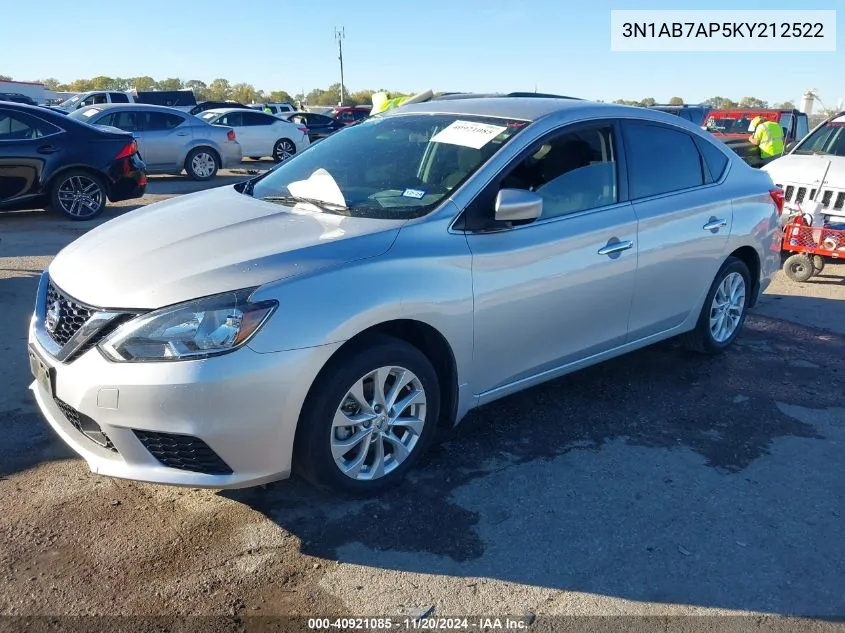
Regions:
[[137, 110, 188, 170], [465, 121, 638, 398]]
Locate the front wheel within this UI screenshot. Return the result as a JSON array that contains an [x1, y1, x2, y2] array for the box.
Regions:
[[812, 255, 825, 274], [49, 170, 106, 221], [184, 148, 218, 180], [295, 336, 440, 495], [272, 138, 296, 163], [682, 256, 751, 355]]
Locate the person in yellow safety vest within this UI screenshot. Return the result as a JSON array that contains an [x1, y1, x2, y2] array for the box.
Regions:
[[263, 105, 272, 114], [748, 115, 785, 162], [371, 91, 412, 115]]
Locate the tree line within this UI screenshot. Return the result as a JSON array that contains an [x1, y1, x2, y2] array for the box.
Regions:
[[0, 74, 405, 107], [612, 95, 797, 110]]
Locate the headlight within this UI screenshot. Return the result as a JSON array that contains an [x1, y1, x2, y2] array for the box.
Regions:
[[99, 289, 277, 362]]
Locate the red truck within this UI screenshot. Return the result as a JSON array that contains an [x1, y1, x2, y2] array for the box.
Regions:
[[703, 108, 810, 167]]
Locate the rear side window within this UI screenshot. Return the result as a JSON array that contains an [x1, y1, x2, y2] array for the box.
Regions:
[[144, 112, 185, 131], [0, 110, 61, 140], [694, 137, 729, 182], [624, 123, 705, 199]]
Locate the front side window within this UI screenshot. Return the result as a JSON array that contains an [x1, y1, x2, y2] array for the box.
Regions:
[[214, 112, 243, 127], [110, 92, 130, 103], [624, 122, 705, 199], [248, 114, 528, 219], [793, 117, 845, 157], [796, 115, 810, 140], [497, 124, 618, 220]]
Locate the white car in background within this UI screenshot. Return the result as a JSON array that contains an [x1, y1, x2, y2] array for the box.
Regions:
[[199, 108, 310, 162]]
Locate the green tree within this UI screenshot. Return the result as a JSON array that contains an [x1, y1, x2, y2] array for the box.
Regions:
[[40, 77, 61, 90], [132, 76, 157, 91], [207, 78, 232, 100], [185, 80, 209, 100], [68, 78, 94, 92], [230, 82, 261, 104], [269, 90, 292, 104], [90, 76, 117, 90], [0, 74, 12, 81], [668, 96, 684, 105], [639, 97, 657, 107], [739, 96, 768, 109], [158, 77, 184, 91], [704, 96, 738, 109], [349, 89, 374, 106], [775, 100, 796, 110]]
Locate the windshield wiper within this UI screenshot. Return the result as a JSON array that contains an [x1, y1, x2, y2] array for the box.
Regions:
[[260, 194, 349, 214]]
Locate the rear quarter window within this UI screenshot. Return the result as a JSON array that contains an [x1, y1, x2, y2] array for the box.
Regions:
[[694, 137, 730, 182]]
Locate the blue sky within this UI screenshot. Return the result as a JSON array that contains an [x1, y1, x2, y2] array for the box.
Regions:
[[1, 0, 841, 106]]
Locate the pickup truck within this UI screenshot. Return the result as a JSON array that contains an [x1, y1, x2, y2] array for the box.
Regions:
[[703, 108, 811, 167], [56, 89, 198, 113]]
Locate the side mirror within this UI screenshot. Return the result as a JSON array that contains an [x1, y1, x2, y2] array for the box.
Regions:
[[494, 189, 543, 222]]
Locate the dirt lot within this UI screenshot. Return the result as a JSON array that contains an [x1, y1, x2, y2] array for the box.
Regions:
[[1, 172, 844, 627]]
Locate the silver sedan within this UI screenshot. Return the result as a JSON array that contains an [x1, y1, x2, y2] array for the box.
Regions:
[[29, 97, 781, 494], [69, 103, 242, 180]]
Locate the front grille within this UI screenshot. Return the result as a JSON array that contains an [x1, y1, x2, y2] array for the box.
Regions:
[[54, 398, 118, 452], [45, 282, 94, 347], [821, 190, 834, 208], [796, 187, 807, 204], [785, 185, 795, 201], [133, 431, 233, 475]]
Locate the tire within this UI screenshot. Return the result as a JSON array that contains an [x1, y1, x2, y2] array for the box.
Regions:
[[272, 138, 296, 163], [294, 335, 441, 495], [812, 255, 825, 274], [184, 147, 218, 180], [783, 253, 814, 282], [681, 256, 751, 355], [48, 170, 106, 221]]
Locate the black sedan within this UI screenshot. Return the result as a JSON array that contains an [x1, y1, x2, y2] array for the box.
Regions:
[[0, 103, 146, 220], [281, 111, 345, 142], [189, 101, 252, 115]]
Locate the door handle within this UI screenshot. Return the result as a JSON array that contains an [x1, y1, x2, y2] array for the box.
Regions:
[[597, 240, 634, 256], [703, 217, 727, 231], [37, 145, 60, 154]]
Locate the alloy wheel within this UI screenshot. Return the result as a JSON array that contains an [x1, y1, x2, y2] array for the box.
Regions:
[[274, 140, 296, 161], [331, 366, 427, 481], [709, 272, 746, 343], [56, 175, 103, 218], [191, 152, 216, 178]]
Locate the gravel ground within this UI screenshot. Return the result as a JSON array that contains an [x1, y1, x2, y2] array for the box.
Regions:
[[1, 176, 844, 629]]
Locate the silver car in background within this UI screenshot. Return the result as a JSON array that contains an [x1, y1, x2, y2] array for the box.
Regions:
[[69, 103, 242, 180], [29, 97, 782, 495]]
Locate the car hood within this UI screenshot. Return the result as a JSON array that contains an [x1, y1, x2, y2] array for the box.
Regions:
[[763, 153, 845, 188], [49, 185, 404, 309]]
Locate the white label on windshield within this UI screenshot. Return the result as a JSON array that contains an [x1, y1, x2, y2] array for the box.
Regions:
[[431, 120, 508, 149], [82, 108, 100, 117]]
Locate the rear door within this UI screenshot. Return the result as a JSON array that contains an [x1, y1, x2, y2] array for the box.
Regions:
[[0, 109, 63, 205], [137, 110, 189, 169], [240, 111, 280, 156], [622, 121, 733, 341]]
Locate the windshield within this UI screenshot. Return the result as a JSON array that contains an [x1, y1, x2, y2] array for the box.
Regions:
[[247, 113, 528, 219], [793, 117, 845, 156], [199, 111, 219, 121], [68, 107, 103, 121], [704, 115, 756, 134], [60, 94, 84, 110]]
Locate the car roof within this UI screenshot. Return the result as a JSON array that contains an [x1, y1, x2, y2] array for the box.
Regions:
[[201, 107, 273, 115], [385, 97, 622, 121], [80, 103, 189, 114]]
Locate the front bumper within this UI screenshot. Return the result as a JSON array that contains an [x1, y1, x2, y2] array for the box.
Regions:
[[28, 317, 341, 489]]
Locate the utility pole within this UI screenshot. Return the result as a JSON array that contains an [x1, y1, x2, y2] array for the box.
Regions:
[[335, 27, 345, 106]]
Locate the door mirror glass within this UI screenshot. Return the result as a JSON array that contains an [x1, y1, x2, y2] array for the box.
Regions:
[[495, 189, 542, 222]]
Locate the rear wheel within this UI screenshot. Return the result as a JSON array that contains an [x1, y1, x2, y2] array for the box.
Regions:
[[783, 253, 814, 282], [49, 170, 106, 221], [184, 148, 218, 180], [682, 257, 750, 355], [295, 336, 440, 495], [272, 138, 296, 163]]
